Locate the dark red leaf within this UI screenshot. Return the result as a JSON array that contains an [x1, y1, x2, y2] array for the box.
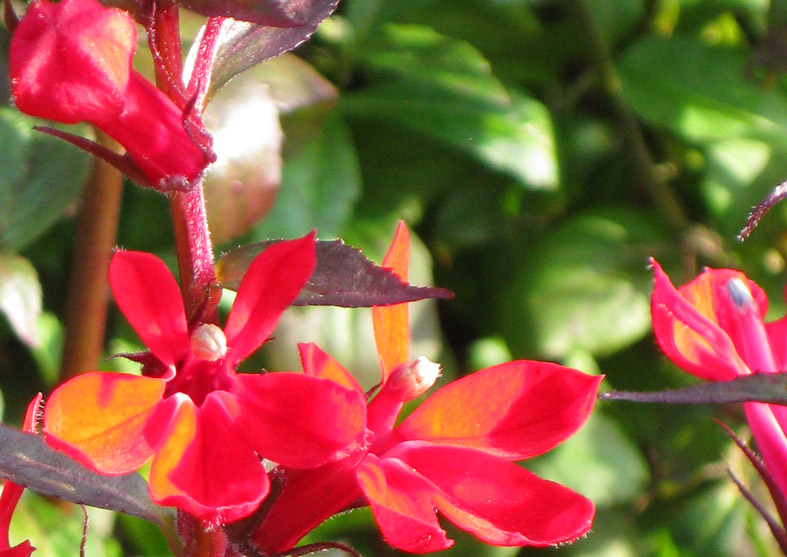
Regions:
[[600, 372, 787, 406], [0, 423, 170, 526], [217, 240, 454, 307]]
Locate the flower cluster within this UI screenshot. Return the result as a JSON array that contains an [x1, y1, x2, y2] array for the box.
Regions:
[[651, 260, 787, 499]]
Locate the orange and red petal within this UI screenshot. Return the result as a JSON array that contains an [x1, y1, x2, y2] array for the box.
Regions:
[[390, 361, 600, 460], [224, 234, 316, 366], [393, 442, 595, 547], [357, 454, 452, 553], [44, 372, 166, 474], [148, 393, 269, 523], [373, 221, 410, 384], [298, 342, 363, 394], [650, 260, 752, 380], [232, 372, 368, 469], [109, 251, 189, 367]]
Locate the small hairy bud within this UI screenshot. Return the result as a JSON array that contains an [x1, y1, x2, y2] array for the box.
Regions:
[[387, 356, 441, 401], [190, 323, 227, 361]]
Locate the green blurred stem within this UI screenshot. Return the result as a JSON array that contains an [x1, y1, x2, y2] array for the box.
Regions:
[[570, 0, 689, 232], [60, 131, 123, 380]]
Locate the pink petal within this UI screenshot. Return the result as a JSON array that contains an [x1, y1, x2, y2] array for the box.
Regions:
[[373, 221, 410, 384], [389, 361, 601, 460], [224, 234, 316, 365], [298, 342, 362, 394], [232, 372, 368, 468], [148, 393, 269, 523], [44, 372, 166, 474], [357, 454, 452, 553], [650, 259, 751, 380], [745, 402, 787, 501], [391, 442, 595, 547], [109, 251, 189, 367]]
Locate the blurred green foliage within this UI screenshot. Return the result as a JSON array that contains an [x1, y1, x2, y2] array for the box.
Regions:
[[4, 0, 787, 555]]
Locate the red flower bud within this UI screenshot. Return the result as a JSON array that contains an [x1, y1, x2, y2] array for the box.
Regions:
[[9, 0, 212, 187]]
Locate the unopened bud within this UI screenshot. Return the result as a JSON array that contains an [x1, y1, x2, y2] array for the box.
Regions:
[[387, 357, 441, 401], [190, 323, 227, 361], [727, 278, 755, 312]]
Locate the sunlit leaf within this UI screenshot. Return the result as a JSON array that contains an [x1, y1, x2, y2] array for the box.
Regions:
[[217, 239, 453, 307], [0, 252, 40, 347]]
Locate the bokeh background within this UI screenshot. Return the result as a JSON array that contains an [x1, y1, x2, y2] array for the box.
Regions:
[[3, 0, 787, 555]]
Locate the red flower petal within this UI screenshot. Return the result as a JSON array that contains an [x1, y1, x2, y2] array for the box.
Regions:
[[109, 251, 189, 367], [0, 541, 34, 557], [253, 456, 365, 553], [44, 372, 166, 474], [390, 361, 600, 460], [357, 454, 452, 553], [9, 0, 135, 123], [148, 393, 269, 523], [373, 222, 410, 384], [232, 372, 368, 468], [298, 342, 363, 394], [651, 260, 753, 380], [224, 234, 316, 365], [391, 442, 595, 547]]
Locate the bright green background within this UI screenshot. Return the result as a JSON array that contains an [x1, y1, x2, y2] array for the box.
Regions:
[[3, 0, 787, 555]]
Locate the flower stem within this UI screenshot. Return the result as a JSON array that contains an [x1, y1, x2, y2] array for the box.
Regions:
[[60, 130, 123, 380]]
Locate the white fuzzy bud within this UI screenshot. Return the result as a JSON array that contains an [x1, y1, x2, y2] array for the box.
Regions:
[[190, 323, 227, 361], [387, 356, 441, 401]]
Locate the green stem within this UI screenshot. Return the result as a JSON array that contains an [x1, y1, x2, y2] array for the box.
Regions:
[[570, 0, 689, 232], [60, 131, 123, 380]]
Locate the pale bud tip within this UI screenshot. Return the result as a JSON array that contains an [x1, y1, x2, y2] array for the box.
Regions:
[[388, 356, 441, 401], [727, 278, 755, 311], [190, 323, 228, 361]]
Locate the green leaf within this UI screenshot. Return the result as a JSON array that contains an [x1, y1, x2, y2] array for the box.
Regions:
[[528, 412, 650, 507], [498, 209, 662, 358], [618, 35, 787, 147], [0, 252, 41, 347], [342, 24, 558, 189], [249, 112, 360, 239], [0, 108, 89, 251]]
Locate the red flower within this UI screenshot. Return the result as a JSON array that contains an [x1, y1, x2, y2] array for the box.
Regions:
[[0, 394, 41, 557], [651, 259, 787, 500], [9, 0, 212, 188], [254, 223, 600, 553], [43, 235, 367, 524]]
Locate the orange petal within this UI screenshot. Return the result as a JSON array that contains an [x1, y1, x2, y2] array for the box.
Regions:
[[298, 342, 362, 394], [373, 221, 410, 384], [44, 372, 166, 474]]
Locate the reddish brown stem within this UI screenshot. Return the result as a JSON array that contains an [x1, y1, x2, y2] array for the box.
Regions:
[[60, 131, 124, 381]]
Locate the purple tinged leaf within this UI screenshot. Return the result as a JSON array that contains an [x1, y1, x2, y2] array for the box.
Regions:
[[179, 0, 330, 27], [0, 423, 170, 526], [217, 240, 454, 307], [599, 372, 787, 406], [0, 253, 40, 347], [187, 0, 339, 101]]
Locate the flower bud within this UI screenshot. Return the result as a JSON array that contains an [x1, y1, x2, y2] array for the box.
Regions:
[[190, 323, 227, 361], [727, 278, 756, 311], [386, 357, 441, 401]]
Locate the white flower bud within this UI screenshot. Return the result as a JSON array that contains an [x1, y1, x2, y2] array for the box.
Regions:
[[190, 323, 227, 361], [387, 356, 441, 401]]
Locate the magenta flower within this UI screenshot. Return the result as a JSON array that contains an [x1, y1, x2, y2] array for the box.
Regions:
[[651, 259, 787, 500], [9, 0, 212, 188], [42, 236, 367, 524], [253, 223, 600, 553], [0, 394, 41, 557]]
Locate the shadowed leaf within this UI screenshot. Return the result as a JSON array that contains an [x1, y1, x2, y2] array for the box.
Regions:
[[186, 0, 339, 100], [600, 372, 787, 406], [0, 423, 169, 526], [217, 240, 453, 307]]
